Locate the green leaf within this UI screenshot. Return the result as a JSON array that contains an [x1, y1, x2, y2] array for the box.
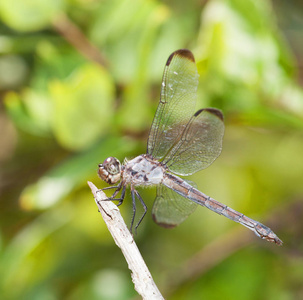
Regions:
[[0, 0, 64, 32], [4, 90, 52, 136], [49, 64, 115, 151], [195, 0, 303, 122]]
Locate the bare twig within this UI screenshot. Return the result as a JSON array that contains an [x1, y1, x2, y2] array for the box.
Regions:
[[87, 181, 164, 300]]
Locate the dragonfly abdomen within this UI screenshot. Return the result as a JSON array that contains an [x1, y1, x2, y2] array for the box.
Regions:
[[163, 173, 282, 245]]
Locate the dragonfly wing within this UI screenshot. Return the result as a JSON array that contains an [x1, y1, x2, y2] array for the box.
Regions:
[[163, 108, 224, 176], [147, 49, 199, 159], [152, 180, 197, 228]]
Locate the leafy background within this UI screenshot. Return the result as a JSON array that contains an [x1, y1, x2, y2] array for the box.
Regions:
[[1, 0, 303, 299]]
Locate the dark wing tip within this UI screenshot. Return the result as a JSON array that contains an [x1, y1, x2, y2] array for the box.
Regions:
[[194, 108, 204, 117], [166, 49, 195, 66], [194, 108, 224, 121]]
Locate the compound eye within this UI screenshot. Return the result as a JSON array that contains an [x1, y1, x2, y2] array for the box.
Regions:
[[98, 157, 121, 184], [102, 157, 121, 175]]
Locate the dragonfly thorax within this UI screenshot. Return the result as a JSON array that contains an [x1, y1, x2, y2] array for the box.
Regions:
[[123, 155, 165, 187], [98, 157, 121, 184]]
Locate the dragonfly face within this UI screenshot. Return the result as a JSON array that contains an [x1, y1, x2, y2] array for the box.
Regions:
[[98, 157, 121, 184], [97, 49, 282, 245]]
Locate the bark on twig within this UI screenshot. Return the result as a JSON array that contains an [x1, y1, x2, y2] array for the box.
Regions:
[[87, 181, 164, 300]]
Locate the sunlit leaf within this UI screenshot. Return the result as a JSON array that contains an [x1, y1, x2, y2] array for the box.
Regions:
[[4, 90, 52, 135], [196, 0, 303, 120], [0, 0, 64, 31], [49, 64, 115, 151]]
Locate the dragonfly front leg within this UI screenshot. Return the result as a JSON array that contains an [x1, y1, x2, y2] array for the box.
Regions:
[[108, 184, 126, 207], [98, 183, 125, 206], [102, 185, 119, 191], [109, 183, 122, 199], [115, 186, 126, 206]]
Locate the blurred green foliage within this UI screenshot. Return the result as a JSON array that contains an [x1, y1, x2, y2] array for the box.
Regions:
[[0, 0, 303, 299]]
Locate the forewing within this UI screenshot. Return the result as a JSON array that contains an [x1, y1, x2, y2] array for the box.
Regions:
[[152, 180, 197, 228], [147, 49, 199, 159], [163, 108, 224, 176]]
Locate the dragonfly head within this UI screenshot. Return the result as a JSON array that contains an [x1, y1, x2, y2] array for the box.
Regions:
[[98, 157, 121, 184]]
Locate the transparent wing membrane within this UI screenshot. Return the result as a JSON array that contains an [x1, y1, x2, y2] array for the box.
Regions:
[[147, 49, 199, 159], [163, 108, 224, 175], [152, 180, 197, 228]]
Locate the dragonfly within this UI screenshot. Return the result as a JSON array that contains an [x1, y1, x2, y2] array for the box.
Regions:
[[98, 49, 282, 245]]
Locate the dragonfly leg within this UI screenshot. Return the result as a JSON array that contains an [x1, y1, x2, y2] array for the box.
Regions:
[[130, 189, 137, 234], [109, 183, 122, 199], [102, 185, 119, 191], [116, 186, 126, 206], [98, 183, 125, 206], [134, 189, 148, 233]]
